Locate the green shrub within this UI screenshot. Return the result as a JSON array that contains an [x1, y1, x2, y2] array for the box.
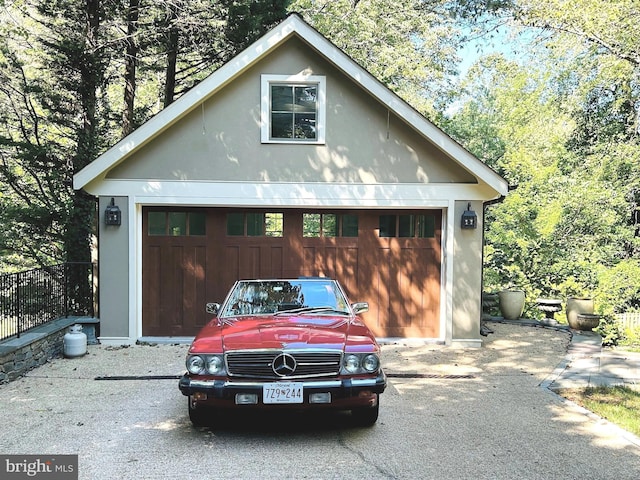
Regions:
[[595, 314, 623, 347]]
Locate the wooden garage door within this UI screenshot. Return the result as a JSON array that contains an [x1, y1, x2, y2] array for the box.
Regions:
[[294, 211, 441, 337], [142, 208, 441, 337]]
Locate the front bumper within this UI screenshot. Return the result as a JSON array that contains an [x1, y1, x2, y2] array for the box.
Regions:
[[179, 372, 387, 406]]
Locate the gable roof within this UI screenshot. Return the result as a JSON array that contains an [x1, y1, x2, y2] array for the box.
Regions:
[[74, 13, 508, 196]]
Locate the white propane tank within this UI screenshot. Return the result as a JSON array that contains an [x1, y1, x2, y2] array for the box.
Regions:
[[64, 324, 87, 358]]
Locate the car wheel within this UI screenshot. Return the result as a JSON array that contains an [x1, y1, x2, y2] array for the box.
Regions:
[[351, 395, 380, 427], [188, 396, 212, 427]]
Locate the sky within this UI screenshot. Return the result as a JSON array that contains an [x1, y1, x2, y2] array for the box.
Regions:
[[456, 20, 542, 77]]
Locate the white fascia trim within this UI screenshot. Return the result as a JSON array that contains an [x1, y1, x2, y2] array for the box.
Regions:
[[133, 201, 142, 343], [443, 200, 454, 345], [85, 181, 499, 208]]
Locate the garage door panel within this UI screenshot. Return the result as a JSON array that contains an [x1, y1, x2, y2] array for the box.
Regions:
[[166, 246, 185, 334], [370, 244, 440, 338], [227, 245, 285, 280], [142, 246, 161, 335], [267, 247, 283, 278], [183, 246, 208, 329], [337, 247, 359, 294], [372, 248, 391, 335], [222, 246, 240, 288], [144, 208, 441, 338], [302, 245, 359, 283]]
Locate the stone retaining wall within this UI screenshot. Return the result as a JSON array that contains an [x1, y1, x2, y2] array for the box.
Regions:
[[0, 317, 96, 384]]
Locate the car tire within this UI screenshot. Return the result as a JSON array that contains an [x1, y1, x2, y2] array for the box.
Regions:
[[188, 396, 212, 427], [351, 395, 380, 427]]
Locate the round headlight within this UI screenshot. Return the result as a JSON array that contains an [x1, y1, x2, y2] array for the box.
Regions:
[[186, 355, 205, 375], [344, 354, 360, 373], [362, 354, 380, 373], [206, 356, 224, 375]]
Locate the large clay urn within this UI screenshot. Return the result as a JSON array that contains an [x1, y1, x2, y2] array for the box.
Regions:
[[566, 297, 595, 329], [498, 290, 525, 320]]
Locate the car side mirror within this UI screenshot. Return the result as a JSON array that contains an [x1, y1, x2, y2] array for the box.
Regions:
[[351, 302, 369, 314], [206, 303, 220, 315]]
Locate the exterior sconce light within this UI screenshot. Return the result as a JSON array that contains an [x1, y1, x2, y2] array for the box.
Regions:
[[461, 203, 477, 229], [104, 198, 122, 226]]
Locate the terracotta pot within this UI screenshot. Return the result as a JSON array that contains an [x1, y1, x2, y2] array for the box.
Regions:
[[498, 290, 525, 320], [566, 297, 594, 327], [573, 313, 601, 331]]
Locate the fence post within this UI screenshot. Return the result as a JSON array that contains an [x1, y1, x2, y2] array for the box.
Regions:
[[64, 263, 69, 318], [16, 271, 22, 338]]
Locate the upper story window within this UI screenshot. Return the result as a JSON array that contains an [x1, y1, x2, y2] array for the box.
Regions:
[[261, 74, 326, 144]]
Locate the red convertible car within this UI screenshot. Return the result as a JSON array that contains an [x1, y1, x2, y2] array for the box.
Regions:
[[179, 278, 386, 427]]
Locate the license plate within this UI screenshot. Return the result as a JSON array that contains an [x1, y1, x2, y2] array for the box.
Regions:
[[263, 382, 303, 404]]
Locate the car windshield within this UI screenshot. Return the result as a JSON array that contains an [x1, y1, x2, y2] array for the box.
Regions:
[[220, 279, 350, 317]]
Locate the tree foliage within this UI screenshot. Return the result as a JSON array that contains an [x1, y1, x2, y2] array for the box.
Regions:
[[288, 0, 462, 117], [445, 0, 640, 320], [0, 0, 289, 271]]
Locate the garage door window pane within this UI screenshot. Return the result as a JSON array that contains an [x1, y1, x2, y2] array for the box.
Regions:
[[169, 212, 187, 236], [227, 213, 244, 236], [148, 212, 166, 235], [341, 215, 358, 237], [417, 215, 435, 238], [247, 213, 265, 236], [379, 215, 396, 237], [189, 213, 206, 236], [322, 214, 337, 237], [399, 215, 415, 237], [265, 213, 283, 237], [303, 213, 321, 237]]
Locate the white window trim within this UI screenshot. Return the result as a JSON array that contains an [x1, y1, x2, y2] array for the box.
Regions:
[[261, 74, 326, 144]]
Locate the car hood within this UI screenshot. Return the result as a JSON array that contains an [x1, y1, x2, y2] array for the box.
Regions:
[[191, 315, 351, 352]]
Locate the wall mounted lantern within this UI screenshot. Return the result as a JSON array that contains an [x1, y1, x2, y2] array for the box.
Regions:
[[461, 203, 477, 229], [104, 198, 122, 226]]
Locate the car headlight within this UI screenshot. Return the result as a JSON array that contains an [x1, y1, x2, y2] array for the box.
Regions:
[[341, 353, 381, 375], [186, 355, 205, 375], [344, 354, 360, 373], [186, 354, 226, 375], [362, 354, 380, 373], [206, 356, 224, 375]]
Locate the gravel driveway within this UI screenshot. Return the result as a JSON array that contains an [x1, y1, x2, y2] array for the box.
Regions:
[[1, 323, 639, 479]]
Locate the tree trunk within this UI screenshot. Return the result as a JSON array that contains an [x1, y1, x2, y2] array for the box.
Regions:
[[163, 5, 178, 107], [66, 0, 102, 267], [122, 0, 140, 136]]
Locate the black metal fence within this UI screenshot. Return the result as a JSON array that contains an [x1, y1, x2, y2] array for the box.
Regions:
[[0, 263, 95, 342]]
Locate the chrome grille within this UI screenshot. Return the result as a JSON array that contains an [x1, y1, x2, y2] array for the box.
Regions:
[[225, 351, 342, 379]]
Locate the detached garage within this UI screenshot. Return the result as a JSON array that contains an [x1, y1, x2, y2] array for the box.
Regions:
[[74, 14, 508, 347]]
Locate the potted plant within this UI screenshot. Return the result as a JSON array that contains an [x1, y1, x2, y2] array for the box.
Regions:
[[498, 289, 525, 321], [572, 313, 601, 331], [566, 296, 595, 328]]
